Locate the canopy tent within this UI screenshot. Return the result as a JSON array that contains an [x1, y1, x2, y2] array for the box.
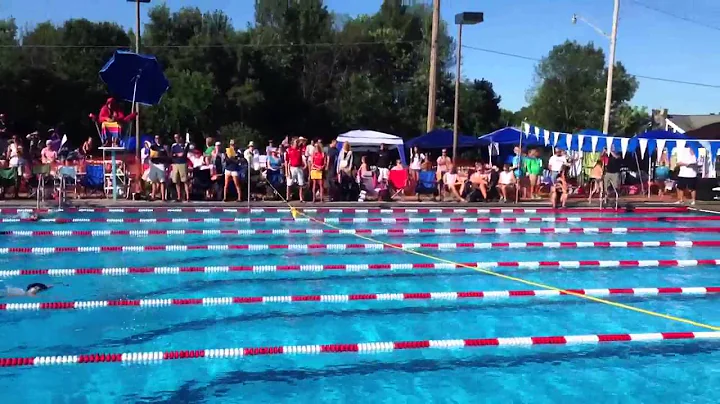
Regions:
[[405, 129, 485, 149], [336, 130, 406, 165], [479, 127, 544, 145]]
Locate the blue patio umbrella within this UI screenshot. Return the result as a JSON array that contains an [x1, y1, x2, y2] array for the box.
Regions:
[[99, 50, 169, 106]]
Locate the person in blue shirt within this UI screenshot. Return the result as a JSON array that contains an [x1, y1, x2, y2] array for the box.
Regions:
[[510, 146, 526, 202], [170, 133, 190, 201]]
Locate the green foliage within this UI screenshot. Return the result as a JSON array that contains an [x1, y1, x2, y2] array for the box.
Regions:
[[526, 40, 643, 134], [0, 1, 504, 147]]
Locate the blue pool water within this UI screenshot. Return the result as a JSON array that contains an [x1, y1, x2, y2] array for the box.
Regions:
[[1, 208, 719, 403]]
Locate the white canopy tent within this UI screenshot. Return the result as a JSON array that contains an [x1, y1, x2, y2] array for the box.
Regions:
[[336, 130, 407, 164]]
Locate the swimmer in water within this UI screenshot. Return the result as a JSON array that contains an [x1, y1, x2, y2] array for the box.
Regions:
[[1, 282, 51, 298], [18, 211, 40, 221]]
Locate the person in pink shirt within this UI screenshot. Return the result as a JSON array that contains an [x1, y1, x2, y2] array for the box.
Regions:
[[41, 140, 57, 165]]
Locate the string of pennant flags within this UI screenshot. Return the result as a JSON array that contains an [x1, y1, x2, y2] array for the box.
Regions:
[[519, 122, 720, 161]]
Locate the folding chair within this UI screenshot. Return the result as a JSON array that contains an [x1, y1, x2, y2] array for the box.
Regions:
[[415, 170, 438, 201], [81, 164, 105, 197], [388, 169, 408, 200], [56, 165, 78, 201]]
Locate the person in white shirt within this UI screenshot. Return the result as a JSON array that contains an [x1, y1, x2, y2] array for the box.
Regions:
[[497, 164, 516, 203], [548, 148, 568, 183], [676, 146, 698, 205]]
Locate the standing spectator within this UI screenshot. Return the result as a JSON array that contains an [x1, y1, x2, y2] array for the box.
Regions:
[[244, 141, 256, 163], [223, 140, 242, 202], [285, 138, 306, 202], [310, 142, 325, 202], [376, 143, 391, 182], [548, 148, 568, 183], [524, 148, 543, 200], [338, 142, 353, 180], [587, 160, 604, 204], [409, 146, 424, 182], [265, 140, 276, 156], [204, 136, 214, 156], [604, 146, 622, 205], [436, 149, 451, 198], [326, 139, 339, 191], [676, 146, 698, 205], [511, 146, 526, 202], [148, 135, 169, 201], [170, 133, 190, 201]]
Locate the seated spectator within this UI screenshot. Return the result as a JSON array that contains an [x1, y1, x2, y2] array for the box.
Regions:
[[358, 155, 376, 199], [497, 164, 516, 203], [391, 159, 404, 170], [443, 165, 466, 202]]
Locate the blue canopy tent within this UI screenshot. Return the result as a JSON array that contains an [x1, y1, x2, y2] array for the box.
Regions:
[[480, 127, 543, 145], [406, 129, 485, 149], [479, 127, 544, 166]]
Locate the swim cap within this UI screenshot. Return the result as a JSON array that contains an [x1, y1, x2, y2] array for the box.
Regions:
[[26, 283, 49, 292]]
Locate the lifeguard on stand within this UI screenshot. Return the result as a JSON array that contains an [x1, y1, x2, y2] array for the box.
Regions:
[[96, 97, 136, 147]]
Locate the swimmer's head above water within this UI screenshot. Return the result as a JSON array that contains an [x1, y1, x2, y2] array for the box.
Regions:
[[25, 283, 50, 296]]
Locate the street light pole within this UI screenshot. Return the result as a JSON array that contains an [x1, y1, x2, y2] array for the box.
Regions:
[[602, 0, 620, 135], [452, 23, 463, 164], [452, 12, 483, 164]]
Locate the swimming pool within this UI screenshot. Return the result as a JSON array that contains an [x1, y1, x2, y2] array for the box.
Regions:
[[0, 205, 719, 403]]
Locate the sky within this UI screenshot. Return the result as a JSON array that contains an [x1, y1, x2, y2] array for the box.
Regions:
[[1, 0, 720, 115]]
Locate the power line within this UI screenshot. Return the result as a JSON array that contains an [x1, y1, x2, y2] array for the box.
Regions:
[[0, 40, 425, 49], [629, 0, 720, 32], [462, 44, 720, 89], [1, 39, 717, 89]]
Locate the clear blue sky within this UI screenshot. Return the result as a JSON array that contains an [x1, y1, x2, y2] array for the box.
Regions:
[[2, 0, 719, 115]]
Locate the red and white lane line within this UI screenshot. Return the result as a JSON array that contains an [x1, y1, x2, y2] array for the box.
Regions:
[[3, 226, 720, 238], [3, 286, 718, 312], [2, 240, 718, 255], [0, 207, 689, 214], [1, 331, 717, 367], [0, 215, 716, 224], [3, 258, 719, 277]]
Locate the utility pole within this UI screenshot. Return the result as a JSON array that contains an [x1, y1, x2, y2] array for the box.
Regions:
[[426, 0, 440, 133], [602, 0, 620, 135], [134, 0, 141, 160]]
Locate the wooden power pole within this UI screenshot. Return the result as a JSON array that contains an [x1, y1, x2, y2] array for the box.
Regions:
[[426, 0, 440, 133]]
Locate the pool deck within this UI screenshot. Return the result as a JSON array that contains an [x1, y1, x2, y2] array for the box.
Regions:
[[2, 197, 720, 213]]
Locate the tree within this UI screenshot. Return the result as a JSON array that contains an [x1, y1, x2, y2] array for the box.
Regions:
[[0, 1, 502, 149], [527, 40, 639, 134]]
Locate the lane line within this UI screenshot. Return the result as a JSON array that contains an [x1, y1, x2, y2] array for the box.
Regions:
[[2, 331, 717, 367], [3, 286, 717, 312]]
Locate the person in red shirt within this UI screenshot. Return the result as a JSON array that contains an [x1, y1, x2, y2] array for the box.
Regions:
[[310, 142, 325, 202], [285, 139, 306, 202], [98, 98, 136, 124]]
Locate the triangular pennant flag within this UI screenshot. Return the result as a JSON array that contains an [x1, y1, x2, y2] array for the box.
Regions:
[[522, 122, 530, 134], [620, 137, 629, 157], [656, 139, 667, 162], [638, 138, 648, 159], [578, 135, 585, 151], [565, 134, 573, 151], [543, 130, 550, 146], [532, 126, 541, 138], [552, 132, 559, 147], [590, 136, 599, 152], [676, 139, 686, 150], [606, 136, 615, 154]]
